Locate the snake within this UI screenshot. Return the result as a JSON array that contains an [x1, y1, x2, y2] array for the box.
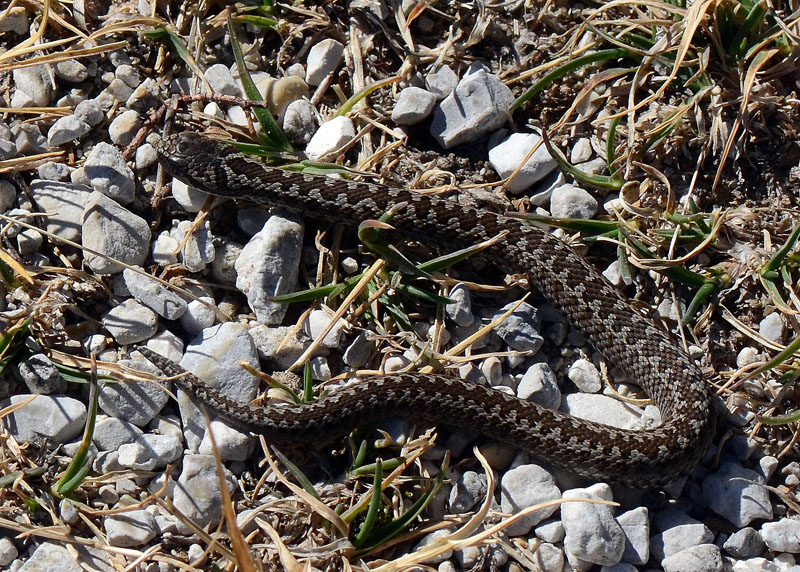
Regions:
[[145, 131, 716, 487]]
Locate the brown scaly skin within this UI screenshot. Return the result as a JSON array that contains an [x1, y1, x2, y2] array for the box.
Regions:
[[145, 132, 716, 487]]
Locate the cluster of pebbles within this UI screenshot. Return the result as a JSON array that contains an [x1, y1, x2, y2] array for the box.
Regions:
[[1, 2, 798, 571]]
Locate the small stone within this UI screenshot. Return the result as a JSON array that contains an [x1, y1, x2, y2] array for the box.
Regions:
[[761, 518, 800, 552], [13, 65, 52, 107], [562, 483, 625, 566], [412, 527, 456, 564], [425, 65, 458, 99], [617, 506, 650, 565], [180, 297, 217, 335], [249, 325, 309, 370], [134, 142, 157, 170], [343, 331, 374, 368], [305, 116, 356, 161], [0, 6, 28, 35], [173, 454, 237, 528], [759, 312, 786, 343], [568, 358, 602, 393], [703, 460, 772, 527], [99, 355, 169, 426], [1, 394, 86, 443], [723, 527, 765, 559], [36, 160, 70, 181], [84, 142, 135, 204], [499, 464, 561, 536], [14, 542, 81, 572], [103, 299, 158, 344], [492, 301, 543, 352], [517, 362, 561, 409], [445, 283, 474, 327], [282, 99, 317, 145], [305, 308, 347, 348], [151, 231, 179, 266], [571, 138, 593, 163], [651, 508, 714, 561], [305, 39, 345, 86], [268, 76, 309, 120], [30, 179, 91, 242], [17, 227, 42, 255], [561, 393, 642, 429], [0, 537, 17, 567], [532, 542, 565, 572], [198, 419, 255, 461], [92, 417, 143, 451], [430, 68, 514, 149], [107, 109, 140, 146], [47, 115, 91, 147], [488, 132, 558, 193], [105, 510, 157, 547], [205, 63, 241, 96], [54, 60, 88, 82], [661, 544, 723, 572], [210, 238, 242, 284], [83, 191, 150, 273], [448, 470, 487, 513], [171, 178, 210, 213], [235, 213, 304, 324], [174, 221, 215, 272], [549, 183, 598, 219], [122, 267, 188, 320], [535, 519, 565, 543], [74, 99, 104, 126], [391, 87, 437, 126], [180, 322, 260, 405], [18, 353, 66, 394]]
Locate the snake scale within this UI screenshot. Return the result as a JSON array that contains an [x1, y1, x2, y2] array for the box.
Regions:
[[146, 131, 716, 487]]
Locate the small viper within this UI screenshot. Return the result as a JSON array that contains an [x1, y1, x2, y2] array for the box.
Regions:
[[146, 131, 716, 487]]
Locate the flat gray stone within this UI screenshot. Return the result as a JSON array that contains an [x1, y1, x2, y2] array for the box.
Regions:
[[499, 463, 561, 536], [122, 267, 187, 320], [98, 355, 169, 426], [235, 212, 303, 324], [703, 460, 772, 527], [562, 483, 625, 566], [2, 395, 86, 444], [83, 191, 150, 273], [392, 86, 437, 126], [84, 142, 135, 204], [305, 39, 344, 86], [103, 298, 158, 344], [173, 454, 237, 529], [16, 542, 81, 572], [488, 132, 558, 193], [30, 179, 91, 243], [429, 68, 514, 149], [104, 510, 157, 547]]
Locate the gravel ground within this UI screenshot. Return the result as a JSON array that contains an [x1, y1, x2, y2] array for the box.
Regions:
[[2, 1, 800, 571]]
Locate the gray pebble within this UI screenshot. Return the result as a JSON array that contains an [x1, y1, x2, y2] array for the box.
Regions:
[[518, 362, 561, 410], [103, 299, 158, 344], [122, 267, 187, 320], [488, 132, 558, 193], [761, 518, 800, 552], [13, 65, 52, 107], [661, 544, 723, 572], [282, 99, 317, 145], [430, 68, 513, 149], [723, 527, 765, 559], [500, 463, 561, 536], [235, 213, 303, 324], [306, 39, 345, 86], [703, 460, 772, 527], [83, 191, 150, 273], [445, 283, 474, 327], [550, 183, 598, 219], [173, 454, 237, 528], [12, 542, 81, 572], [47, 115, 90, 147], [198, 419, 255, 461], [30, 179, 90, 242], [84, 142, 135, 204], [617, 506, 650, 565], [105, 510, 157, 547], [343, 331, 374, 368], [54, 60, 89, 83], [759, 312, 786, 343], [92, 417, 144, 451], [99, 356, 168, 426], [18, 353, 65, 394], [492, 301, 543, 352], [206, 63, 241, 96], [392, 86, 437, 126], [562, 483, 625, 566], [2, 394, 86, 443], [425, 65, 458, 99]]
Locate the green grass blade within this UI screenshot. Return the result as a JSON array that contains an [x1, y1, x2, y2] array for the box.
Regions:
[[353, 459, 383, 547]]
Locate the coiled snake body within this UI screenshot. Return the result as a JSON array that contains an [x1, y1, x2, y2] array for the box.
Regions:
[[149, 132, 715, 487]]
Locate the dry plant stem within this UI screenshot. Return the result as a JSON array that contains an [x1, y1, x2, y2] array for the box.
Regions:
[[134, 133, 719, 487]]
